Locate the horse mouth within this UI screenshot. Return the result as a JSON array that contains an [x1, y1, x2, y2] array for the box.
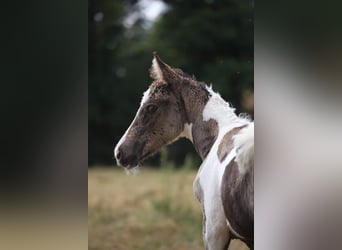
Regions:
[[123, 152, 152, 169], [116, 147, 154, 170], [126, 164, 138, 170], [119, 160, 139, 169], [120, 156, 142, 169]]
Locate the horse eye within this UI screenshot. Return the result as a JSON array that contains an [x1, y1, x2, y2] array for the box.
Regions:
[[146, 105, 158, 113]]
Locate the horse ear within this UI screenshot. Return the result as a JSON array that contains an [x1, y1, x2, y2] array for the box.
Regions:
[[150, 52, 178, 82]]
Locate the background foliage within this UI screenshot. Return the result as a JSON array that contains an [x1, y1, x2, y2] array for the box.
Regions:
[[89, 0, 253, 166]]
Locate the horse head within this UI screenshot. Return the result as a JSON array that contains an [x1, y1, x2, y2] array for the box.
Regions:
[[114, 53, 190, 169]]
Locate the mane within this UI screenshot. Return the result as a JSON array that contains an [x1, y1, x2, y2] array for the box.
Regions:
[[203, 85, 250, 126], [173, 67, 209, 97], [174, 68, 208, 90], [173, 68, 194, 79]]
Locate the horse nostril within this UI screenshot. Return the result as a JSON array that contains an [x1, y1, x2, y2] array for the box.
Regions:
[[116, 150, 122, 160]]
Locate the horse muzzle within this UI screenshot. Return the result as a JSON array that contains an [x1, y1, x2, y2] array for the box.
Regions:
[[114, 146, 139, 169]]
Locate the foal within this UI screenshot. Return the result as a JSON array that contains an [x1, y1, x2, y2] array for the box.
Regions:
[[115, 53, 254, 249]]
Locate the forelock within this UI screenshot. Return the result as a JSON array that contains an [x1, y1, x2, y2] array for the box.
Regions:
[[150, 82, 171, 97]]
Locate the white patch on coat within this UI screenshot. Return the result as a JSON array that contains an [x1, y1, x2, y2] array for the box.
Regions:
[[234, 122, 254, 175], [202, 86, 250, 183], [179, 123, 193, 142], [192, 86, 252, 247]]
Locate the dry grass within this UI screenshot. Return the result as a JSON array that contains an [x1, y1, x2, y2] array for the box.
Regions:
[[88, 167, 248, 250]]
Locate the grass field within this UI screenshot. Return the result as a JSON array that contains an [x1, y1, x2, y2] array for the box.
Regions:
[[88, 167, 247, 250]]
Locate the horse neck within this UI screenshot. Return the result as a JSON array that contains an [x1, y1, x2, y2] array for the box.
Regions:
[[179, 83, 241, 160]]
